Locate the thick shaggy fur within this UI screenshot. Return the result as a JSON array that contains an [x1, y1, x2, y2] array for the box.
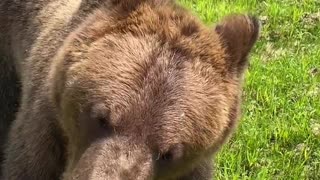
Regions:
[[0, 0, 259, 179]]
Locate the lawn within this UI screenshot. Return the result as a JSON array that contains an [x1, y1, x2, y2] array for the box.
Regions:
[[178, 0, 320, 179]]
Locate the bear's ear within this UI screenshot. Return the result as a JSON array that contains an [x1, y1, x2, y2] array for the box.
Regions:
[[215, 14, 260, 74]]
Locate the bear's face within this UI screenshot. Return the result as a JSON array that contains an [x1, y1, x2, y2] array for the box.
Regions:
[[51, 1, 259, 179]]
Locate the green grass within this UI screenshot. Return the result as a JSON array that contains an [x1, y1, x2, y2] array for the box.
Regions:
[[179, 0, 320, 179]]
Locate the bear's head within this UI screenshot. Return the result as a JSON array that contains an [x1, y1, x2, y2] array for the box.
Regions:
[[50, 0, 259, 179]]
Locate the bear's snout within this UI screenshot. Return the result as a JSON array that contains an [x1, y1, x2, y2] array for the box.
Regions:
[[65, 137, 153, 180]]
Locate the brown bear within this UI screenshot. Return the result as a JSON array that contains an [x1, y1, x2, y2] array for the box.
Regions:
[[0, 0, 260, 179]]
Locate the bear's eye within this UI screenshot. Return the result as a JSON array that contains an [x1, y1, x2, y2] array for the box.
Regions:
[[98, 116, 109, 129], [154, 144, 186, 176], [158, 144, 185, 163], [79, 103, 113, 144], [89, 103, 113, 134], [160, 151, 174, 161]]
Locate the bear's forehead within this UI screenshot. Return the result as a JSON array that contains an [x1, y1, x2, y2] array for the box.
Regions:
[[80, 34, 227, 111], [72, 1, 227, 74]]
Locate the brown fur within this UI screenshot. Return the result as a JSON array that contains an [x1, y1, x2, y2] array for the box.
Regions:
[[0, 0, 259, 179]]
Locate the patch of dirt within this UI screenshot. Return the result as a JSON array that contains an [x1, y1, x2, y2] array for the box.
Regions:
[[302, 12, 320, 25], [261, 43, 287, 62], [309, 68, 319, 77], [310, 120, 320, 137]]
